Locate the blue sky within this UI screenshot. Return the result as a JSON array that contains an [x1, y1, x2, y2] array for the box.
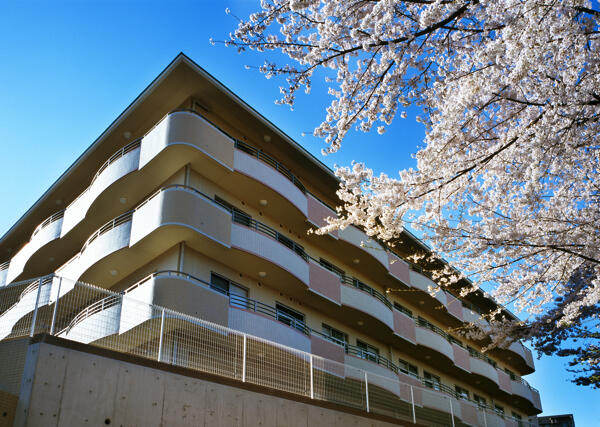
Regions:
[[0, 1, 597, 423]]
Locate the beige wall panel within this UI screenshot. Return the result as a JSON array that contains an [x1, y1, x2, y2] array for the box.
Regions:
[[234, 149, 308, 216], [340, 284, 394, 330], [62, 146, 141, 236], [130, 186, 232, 247], [140, 111, 235, 170], [470, 356, 500, 385], [231, 223, 309, 285], [337, 226, 388, 270], [415, 327, 454, 363], [228, 307, 311, 352]]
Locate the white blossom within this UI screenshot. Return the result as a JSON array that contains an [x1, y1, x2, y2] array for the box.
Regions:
[[225, 0, 600, 368]]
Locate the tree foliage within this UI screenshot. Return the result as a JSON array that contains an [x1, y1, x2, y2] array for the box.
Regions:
[[225, 0, 600, 386]]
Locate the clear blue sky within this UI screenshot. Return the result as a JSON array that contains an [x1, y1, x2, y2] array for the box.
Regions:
[[0, 1, 597, 424]]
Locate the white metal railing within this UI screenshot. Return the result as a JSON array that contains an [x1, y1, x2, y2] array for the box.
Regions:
[[31, 210, 65, 239], [0, 275, 539, 427]]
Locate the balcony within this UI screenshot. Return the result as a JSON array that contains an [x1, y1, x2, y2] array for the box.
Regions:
[[414, 320, 455, 363], [62, 140, 141, 235], [233, 140, 307, 216], [0, 261, 9, 287], [229, 212, 310, 286], [339, 276, 394, 330], [5, 211, 64, 284]]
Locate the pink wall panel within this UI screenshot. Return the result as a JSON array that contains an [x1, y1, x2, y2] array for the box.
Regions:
[[310, 335, 345, 364], [387, 252, 410, 283], [445, 293, 464, 321], [393, 311, 417, 343], [497, 369, 513, 394], [452, 344, 471, 372], [307, 195, 338, 237], [309, 262, 342, 304]]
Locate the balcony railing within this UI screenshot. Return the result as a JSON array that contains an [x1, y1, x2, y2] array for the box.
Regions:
[[80, 211, 133, 253], [234, 140, 306, 194], [31, 210, 65, 239], [230, 211, 309, 262], [0, 261, 9, 271], [0, 275, 539, 426], [340, 275, 393, 310], [90, 139, 141, 186]]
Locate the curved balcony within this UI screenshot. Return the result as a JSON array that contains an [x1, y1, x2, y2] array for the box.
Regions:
[[409, 269, 447, 307], [233, 141, 307, 216], [511, 378, 542, 412], [0, 261, 9, 287], [337, 226, 389, 270], [5, 211, 64, 284], [340, 277, 394, 330], [62, 140, 141, 235], [469, 353, 500, 384], [414, 322, 454, 363], [60, 294, 122, 343], [57, 212, 133, 282], [0, 276, 53, 339], [229, 215, 310, 286]]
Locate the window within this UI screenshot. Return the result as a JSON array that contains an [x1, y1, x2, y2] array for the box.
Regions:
[[512, 413, 522, 420], [423, 372, 441, 391], [275, 303, 305, 333], [322, 324, 348, 347], [398, 359, 419, 378], [494, 404, 505, 416], [356, 340, 379, 363], [210, 273, 249, 308], [319, 258, 344, 277], [393, 302, 413, 318], [455, 385, 469, 400], [473, 394, 487, 408]]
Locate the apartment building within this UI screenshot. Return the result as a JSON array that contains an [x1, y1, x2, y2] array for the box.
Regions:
[[0, 54, 542, 427]]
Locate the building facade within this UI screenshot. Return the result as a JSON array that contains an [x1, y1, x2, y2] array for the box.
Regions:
[[0, 54, 542, 426]]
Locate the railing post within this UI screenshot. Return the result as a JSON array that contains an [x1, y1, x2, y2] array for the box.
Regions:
[[309, 355, 314, 399], [157, 308, 165, 362], [30, 278, 44, 337], [448, 396, 455, 427], [242, 334, 247, 382], [49, 277, 62, 335], [364, 371, 369, 413], [410, 385, 416, 424]]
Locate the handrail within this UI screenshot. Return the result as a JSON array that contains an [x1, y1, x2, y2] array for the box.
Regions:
[[0, 276, 53, 319], [31, 210, 65, 239], [340, 275, 393, 310], [234, 140, 306, 194], [230, 211, 309, 262], [65, 294, 122, 332], [90, 139, 142, 186], [80, 211, 133, 253], [0, 261, 9, 271], [66, 139, 142, 210]]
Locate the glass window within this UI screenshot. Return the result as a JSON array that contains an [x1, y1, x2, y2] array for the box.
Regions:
[[398, 359, 419, 378], [455, 385, 469, 400], [210, 273, 249, 308], [494, 404, 504, 415], [356, 340, 379, 363], [322, 324, 348, 346], [275, 303, 305, 333], [423, 371, 441, 391], [210, 273, 230, 295], [473, 393, 487, 408]]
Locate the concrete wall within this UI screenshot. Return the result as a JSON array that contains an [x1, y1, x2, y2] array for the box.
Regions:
[[15, 340, 401, 427]]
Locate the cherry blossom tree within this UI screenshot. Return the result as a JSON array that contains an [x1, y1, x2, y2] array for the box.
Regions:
[[224, 0, 600, 385]]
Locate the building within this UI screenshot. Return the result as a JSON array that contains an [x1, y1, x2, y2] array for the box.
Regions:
[[537, 414, 575, 427], [0, 54, 542, 426]]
